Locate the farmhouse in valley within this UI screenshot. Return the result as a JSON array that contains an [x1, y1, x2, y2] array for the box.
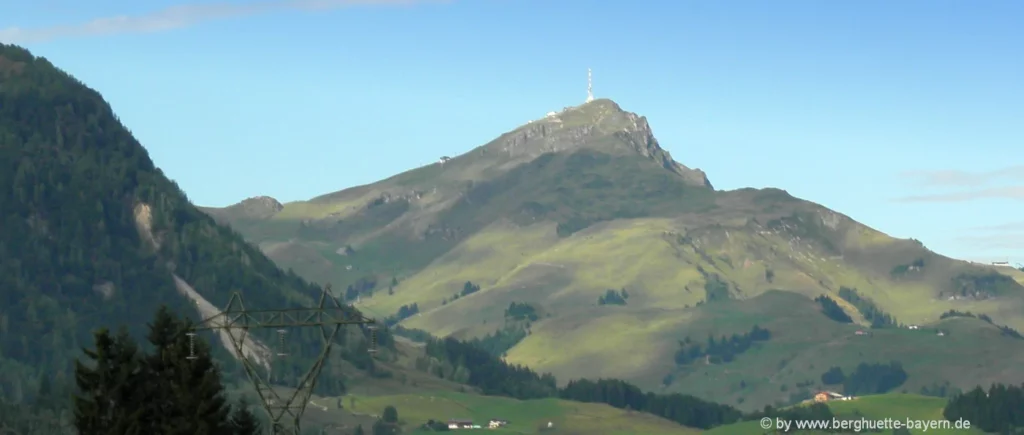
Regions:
[[447, 419, 475, 429], [814, 391, 852, 402]]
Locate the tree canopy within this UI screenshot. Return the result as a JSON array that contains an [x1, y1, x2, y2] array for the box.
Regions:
[[73, 306, 260, 435]]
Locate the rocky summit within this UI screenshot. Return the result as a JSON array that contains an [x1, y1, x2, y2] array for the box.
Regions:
[[480, 99, 712, 188]]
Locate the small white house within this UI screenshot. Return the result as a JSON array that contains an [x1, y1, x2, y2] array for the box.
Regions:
[[438, 156, 452, 165], [488, 419, 508, 429], [447, 419, 473, 429]]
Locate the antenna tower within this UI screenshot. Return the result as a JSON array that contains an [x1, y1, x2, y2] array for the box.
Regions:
[[586, 68, 594, 103], [188, 284, 377, 435]]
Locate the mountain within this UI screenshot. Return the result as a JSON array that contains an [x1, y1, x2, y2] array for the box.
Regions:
[[206, 95, 1024, 411], [202, 99, 715, 285], [0, 44, 750, 435], [0, 43, 386, 413]]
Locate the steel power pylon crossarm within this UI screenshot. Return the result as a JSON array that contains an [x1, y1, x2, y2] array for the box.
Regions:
[[189, 284, 378, 435]]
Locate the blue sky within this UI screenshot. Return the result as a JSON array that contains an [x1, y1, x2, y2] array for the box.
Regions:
[[3, 0, 1023, 263]]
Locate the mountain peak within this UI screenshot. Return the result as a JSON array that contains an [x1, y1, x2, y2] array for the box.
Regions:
[[577, 97, 624, 111], [487, 98, 712, 188], [223, 195, 283, 219]]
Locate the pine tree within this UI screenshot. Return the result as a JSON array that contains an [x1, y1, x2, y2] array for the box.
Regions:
[[73, 307, 236, 435], [382, 405, 398, 423], [72, 328, 148, 435], [140, 306, 179, 432], [229, 399, 262, 435], [144, 306, 231, 435]]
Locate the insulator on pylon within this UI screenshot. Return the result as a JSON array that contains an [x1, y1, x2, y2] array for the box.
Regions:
[[185, 332, 198, 360], [367, 324, 378, 354], [275, 329, 288, 357]]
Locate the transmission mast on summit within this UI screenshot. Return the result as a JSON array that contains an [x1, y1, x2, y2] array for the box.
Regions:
[[586, 68, 594, 103]]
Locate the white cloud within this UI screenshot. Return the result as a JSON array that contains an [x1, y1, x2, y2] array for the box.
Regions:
[[894, 186, 1024, 203], [953, 232, 1024, 251], [0, 0, 445, 44], [899, 165, 1024, 188], [968, 221, 1024, 232]]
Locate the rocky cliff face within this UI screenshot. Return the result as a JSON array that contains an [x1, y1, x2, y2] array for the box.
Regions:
[[614, 112, 713, 188], [484, 99, 712, 188], [227, 196, 284, 219]]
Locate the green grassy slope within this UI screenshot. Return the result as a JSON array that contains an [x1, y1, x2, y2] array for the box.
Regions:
[[201, 100, 713, 287], [507, 291, 1024, 412], [310, 390, 701, 435], [229, 338, 706, 435], [359, 207, 1024, 411]]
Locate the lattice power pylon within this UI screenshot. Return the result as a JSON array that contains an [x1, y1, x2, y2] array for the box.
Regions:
[[188, 284, 378, 435]]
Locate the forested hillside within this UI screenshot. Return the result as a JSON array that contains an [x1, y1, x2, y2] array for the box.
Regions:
[[0, 43, 386, 414]]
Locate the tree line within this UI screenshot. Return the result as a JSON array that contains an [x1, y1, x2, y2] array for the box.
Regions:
[[815, 295, 853, 323], [441, 281, 481, 306], [702, 274, 731, 303], [504, 302, 538, 321], [392, 302, 535, 358], [469, 325, 528, 358], [344, 276, 379, 301], [384, 303, 420, 327], [467, 302, 542, 357], [818, 362, 908, 396], [418, 336, 558, 399], [674, 325, 771, 365], [598, 288, 629, 305], [560, 378, 742, 429], [944, 383, 1024, 434], [416, 335, 746, 429], [414, 333, 930, 432], [919, 381, 960, 398], [837, 287, 898, 328]]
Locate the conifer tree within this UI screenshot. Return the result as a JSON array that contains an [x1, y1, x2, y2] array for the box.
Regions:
[[382, 405, 398, 423], [229, 398, 262, 435], [143, 306, 231, 435], [73, 307, 239, 435], [72, 328, 148, 435]]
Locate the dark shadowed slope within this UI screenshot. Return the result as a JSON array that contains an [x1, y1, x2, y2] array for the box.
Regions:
[[0, 44, 380, 406]]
